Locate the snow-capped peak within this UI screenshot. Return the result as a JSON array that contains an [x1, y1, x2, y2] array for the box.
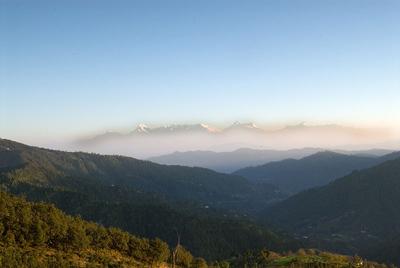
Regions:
[[200, 123, 220, 133], [134, 123, 150, 133], [128, 122, 260, 135], [228, 121, 259, 129], [153, 123, 219, 133], [245, 122, 258, 129]]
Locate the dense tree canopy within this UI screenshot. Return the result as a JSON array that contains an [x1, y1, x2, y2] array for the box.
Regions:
[[0, 190, 174, 267]]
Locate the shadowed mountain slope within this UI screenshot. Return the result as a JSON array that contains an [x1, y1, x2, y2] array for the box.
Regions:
[[264, 156, 400, 264], [234, 151, 400, 194]]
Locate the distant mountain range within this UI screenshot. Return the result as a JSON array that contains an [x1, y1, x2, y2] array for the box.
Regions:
[[131, 123, 221, 135], [82, 122, 386, 140], [82, 121, 264, 143], [234, 151, 400, 194], [73, 122, 395, 158]]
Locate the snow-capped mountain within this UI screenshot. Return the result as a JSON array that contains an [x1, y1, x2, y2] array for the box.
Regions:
[[74, 122, 394, 159], [85, 122, 263, 141], [147, 123, 220, 134], [81, 122, 384, 142], [224, 121, 263, 132], [132, 123, 151, 134]]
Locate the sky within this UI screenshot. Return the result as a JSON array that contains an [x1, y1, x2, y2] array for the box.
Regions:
[[1, 0, 400, 144]]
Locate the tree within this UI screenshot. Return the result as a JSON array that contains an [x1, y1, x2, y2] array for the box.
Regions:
[[108, 227, 130, 252], [148, 238, 170, 266], [191, 257, 208, 268], [32, 221, 46, 246], [172, 229, 181, 268], [5, 230, 16, 245], [352, 255, 364, 268], [66, 221, 90, 250], [176, 246, 193, 267]]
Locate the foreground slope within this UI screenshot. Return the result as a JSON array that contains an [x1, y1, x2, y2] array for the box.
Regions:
[[229, 248, 392, 268], [0, 190, 172, 267], [235, 151, 399, 194], [0, 191, 392, 268], [265, 156, 400, 263]]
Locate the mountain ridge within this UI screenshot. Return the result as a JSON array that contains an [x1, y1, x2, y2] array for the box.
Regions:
[[149, 148, 394, 173], [234, 150, 400, 194]]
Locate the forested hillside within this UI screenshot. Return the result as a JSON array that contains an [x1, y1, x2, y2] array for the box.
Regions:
[[0, 139, 283, 212], [265, 156, 400, 264], [0, 190, 175, 267], [0, 191, 392, 268], [0, 139, 288, 260], [1, 139, 399, 266]]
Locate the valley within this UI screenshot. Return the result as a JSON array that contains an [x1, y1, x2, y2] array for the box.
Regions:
[[1, 138, 400, 266]]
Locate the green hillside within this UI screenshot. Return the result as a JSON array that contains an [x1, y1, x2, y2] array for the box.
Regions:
[[0, 190, 392, 268], [0, 190, 173, 267]]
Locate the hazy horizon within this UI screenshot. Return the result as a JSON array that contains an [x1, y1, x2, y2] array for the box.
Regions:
[[2, 0, 399, 156], [1, 120, 396, 160]]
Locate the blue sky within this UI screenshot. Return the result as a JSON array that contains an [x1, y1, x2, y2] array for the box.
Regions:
[[1, 0, 399, 141]]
